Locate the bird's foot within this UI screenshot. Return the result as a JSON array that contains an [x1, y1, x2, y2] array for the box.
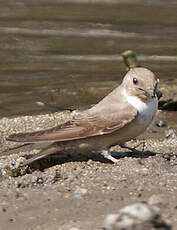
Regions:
[[101, 149, 119, 163], [120, 141, 145, 154]]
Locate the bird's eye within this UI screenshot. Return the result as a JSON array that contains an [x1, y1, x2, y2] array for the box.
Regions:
[[133, 78, 138, 84]]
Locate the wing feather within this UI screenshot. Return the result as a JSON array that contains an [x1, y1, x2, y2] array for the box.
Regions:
[[7, 104, 137, 143]]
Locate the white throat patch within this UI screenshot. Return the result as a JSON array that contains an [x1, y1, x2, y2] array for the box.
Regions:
[[123, 89, 158, 126]]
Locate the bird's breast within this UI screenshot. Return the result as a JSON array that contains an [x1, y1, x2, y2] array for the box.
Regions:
[[125, 94, 158, 131]]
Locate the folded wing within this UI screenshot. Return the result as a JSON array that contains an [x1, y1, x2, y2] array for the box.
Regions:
[[7, 104, 137, 143]]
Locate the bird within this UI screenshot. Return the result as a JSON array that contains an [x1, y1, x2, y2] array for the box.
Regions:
[[6, 67, 159, 165]]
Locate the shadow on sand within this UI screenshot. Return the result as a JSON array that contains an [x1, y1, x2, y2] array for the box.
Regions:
[[24, 149, 157, 172]]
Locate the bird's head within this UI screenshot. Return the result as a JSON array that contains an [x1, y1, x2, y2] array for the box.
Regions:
[[122, 67, 159, 102]]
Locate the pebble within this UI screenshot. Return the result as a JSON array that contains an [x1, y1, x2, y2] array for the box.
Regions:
[[104, 214, 119, 230], [104, 202, 171, 230], [165, 129, 176, 139], [156, 120, 167, 127], [73, 187, 87, 199]]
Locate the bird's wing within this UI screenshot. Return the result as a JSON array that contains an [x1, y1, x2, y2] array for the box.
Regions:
[[7, 104, 137, 143]]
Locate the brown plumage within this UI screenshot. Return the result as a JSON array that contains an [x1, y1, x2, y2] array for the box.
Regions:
[[6, 67, 159, 165]]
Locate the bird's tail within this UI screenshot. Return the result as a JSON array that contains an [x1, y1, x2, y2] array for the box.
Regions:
[[21, 143, 63, 166]]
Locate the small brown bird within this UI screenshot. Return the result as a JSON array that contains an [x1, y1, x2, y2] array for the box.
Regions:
[[7, 67, 159, 165]]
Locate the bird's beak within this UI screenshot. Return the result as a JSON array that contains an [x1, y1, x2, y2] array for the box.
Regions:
[[156, 89, 162, 100], [146, 79, 159, 98], [146, 88, 156, 98]]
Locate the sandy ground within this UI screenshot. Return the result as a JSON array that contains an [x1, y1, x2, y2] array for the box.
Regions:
[[0, 109, 177, 230]]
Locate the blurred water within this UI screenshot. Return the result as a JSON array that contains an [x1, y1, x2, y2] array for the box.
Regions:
[[0, 0, 177, 117]]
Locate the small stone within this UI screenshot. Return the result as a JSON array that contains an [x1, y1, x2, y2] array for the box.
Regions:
[[103, 203, 171, 230], [165, 129, 177, 139], [104, 214, 119, 230], [2, 207, 6, 212], [73, 187, 87, 199], [156, 120, 167, 127], [119, 203, 159, 221], [9, 218, 15, 222], [75, 187, 87, 195]]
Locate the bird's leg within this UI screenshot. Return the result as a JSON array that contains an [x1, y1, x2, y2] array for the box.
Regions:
[[101, 148, 119, 163], [120, 143, 139, 153], [120, 141, 145, 154], [137, 140, 146, 152]]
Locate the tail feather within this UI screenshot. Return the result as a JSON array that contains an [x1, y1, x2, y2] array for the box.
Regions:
[[21, 144, 62, 166]]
